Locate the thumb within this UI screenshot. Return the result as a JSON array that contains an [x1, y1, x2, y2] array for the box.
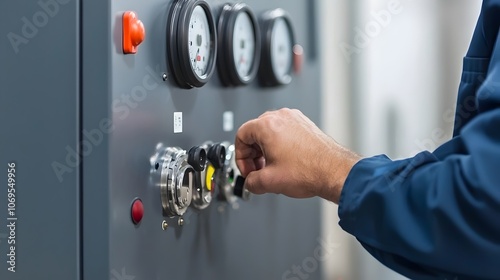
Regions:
[[244, 167, 276, 195]]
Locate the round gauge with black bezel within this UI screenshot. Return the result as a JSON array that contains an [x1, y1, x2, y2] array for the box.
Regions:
[[167, 0, 217, 88], [258, 8, 295, 87], [217, 3, 261, 86]]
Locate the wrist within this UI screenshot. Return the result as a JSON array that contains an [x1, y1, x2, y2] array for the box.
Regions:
[[320, 144, 361, 204]]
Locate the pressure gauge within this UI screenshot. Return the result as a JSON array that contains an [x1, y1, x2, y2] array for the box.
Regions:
[[167, 0, 217, 88], [217, 3, 260, 86], [259, 9, 295, 87], [150, 145, 207, 217]]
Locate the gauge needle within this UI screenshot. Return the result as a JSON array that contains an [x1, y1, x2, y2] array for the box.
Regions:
[[196, 49, 201, 62]]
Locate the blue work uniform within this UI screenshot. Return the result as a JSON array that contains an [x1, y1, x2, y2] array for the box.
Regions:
[[338, 2, 500, 279]]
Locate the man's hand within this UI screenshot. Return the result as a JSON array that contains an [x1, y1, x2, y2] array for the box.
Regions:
[[235, 108, 361, 203]]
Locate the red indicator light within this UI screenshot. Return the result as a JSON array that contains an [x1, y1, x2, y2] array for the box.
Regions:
[[131, 198, 144, 225]]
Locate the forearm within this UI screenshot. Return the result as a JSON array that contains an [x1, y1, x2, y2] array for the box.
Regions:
[[339, 150, 500, 279]]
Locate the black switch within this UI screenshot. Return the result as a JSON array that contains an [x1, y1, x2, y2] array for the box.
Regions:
[[233, 176, 246, 198], [207, 143, 226, 169], [188, 146, 207, 172]]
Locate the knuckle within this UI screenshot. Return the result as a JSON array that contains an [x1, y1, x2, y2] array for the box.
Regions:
[[260, 114, 275, 128], [259, 109, 275, 119], [279, 107, 292, 114]]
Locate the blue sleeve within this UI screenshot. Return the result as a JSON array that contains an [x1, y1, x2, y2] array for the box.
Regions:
[[338, 17, 500, 280]]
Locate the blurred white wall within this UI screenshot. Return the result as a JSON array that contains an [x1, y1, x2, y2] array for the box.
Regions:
[[357, 0, 441, 158], [318, 0, 354, 278], [319, 0, 481, 279]]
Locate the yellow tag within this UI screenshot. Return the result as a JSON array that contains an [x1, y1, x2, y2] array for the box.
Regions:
[[205, 164, 215, 191]]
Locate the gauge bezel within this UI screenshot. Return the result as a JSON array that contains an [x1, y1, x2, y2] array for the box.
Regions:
[[167, 0, 217, 88], [258, 8, 295, 87], [217, 3, 261, 87]]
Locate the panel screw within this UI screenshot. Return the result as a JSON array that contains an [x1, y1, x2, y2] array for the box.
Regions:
[[162, 73, 168, 81], [162, 220, 168, 230], [178, 217, 184, 226]]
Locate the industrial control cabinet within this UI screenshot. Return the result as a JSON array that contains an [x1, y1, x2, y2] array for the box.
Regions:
[[0, 0, 322, 279]]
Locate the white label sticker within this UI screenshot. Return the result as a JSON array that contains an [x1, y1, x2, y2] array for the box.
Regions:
[[223, 111, 234, 132], [174, 112, 183, 133]]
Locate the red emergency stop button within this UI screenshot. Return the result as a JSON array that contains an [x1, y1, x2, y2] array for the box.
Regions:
[[131, 198, 144, 225], [123, 11, 145, 54]]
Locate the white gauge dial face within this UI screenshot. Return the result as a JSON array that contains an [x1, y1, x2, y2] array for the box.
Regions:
[[188, 6, 212, 78], [232, 12, 256, 79], [270, 18, 292, 81]]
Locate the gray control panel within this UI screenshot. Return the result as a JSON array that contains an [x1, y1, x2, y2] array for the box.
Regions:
[[0, 0, 322, 279]]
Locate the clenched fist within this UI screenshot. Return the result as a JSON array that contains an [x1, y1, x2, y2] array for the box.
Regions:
[[235, 108, 361, 203]]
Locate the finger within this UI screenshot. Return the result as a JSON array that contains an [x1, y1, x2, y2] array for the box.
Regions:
[[235, 118, 261, 148], [243, 167, 276, 195], [235, 143, 266, 177], [236, 154, 264, 177], [254, 156, 266, 170]]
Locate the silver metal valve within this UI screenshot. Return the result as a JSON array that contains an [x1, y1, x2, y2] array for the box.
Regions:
[[150, 144, 206, 217]]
